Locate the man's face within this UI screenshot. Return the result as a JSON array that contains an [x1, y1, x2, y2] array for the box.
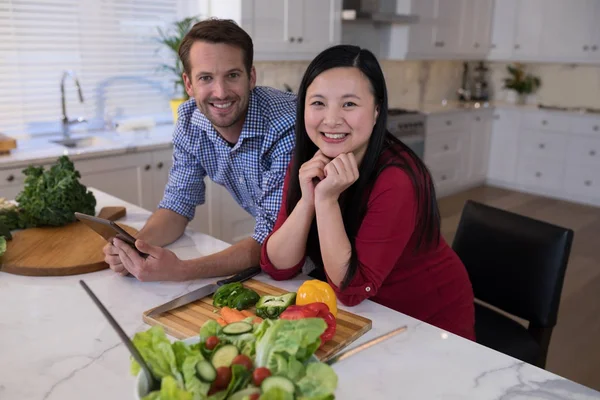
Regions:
[[183, 41, 256, 131]]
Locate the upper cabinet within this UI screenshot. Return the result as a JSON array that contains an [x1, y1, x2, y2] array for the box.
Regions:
[[207, 0, 342, 61], [488, 0, 600, 64]]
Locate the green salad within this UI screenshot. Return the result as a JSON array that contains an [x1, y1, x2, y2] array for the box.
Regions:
[[131, 316, 338, 400]]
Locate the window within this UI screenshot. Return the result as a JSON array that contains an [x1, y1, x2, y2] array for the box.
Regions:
[[0, 0, 187, 135]]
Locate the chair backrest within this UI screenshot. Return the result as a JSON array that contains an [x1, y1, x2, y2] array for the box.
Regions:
[[452, 200, 574, 328]]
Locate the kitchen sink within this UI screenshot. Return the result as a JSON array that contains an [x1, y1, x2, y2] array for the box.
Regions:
[[51, 136, 112, 149]]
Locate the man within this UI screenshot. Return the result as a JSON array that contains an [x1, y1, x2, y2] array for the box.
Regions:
[[103, 18, 296, 281]]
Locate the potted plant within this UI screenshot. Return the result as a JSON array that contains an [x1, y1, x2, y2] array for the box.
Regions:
[[503, 63, 541, 105], [155, 16, 200, 122]]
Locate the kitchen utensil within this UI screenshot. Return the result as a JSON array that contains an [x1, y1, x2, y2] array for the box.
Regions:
[[146, 266, 262, 317], [142, 279, 372, 362], [1, 206, 137, 276], [79, 280, 160, 392], [325, 325, 408, 365]]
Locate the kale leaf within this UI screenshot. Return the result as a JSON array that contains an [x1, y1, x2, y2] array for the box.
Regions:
[[11, 155, 96, 229]]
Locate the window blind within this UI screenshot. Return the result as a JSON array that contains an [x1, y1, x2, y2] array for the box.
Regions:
[[0, 0, 183, 135]]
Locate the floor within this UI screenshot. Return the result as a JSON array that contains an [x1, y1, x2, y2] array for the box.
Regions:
[[438, 185, 600, 391]]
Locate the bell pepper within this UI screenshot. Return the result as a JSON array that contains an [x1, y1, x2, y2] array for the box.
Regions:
[[280, 302, 337, 345], [296, 280, 338, 317]]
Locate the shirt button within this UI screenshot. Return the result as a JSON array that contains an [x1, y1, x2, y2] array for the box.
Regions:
[[365, 286, 371, 292]]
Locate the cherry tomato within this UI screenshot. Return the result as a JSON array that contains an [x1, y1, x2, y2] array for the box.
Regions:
[[249, 394, 260, 400], [213, 366, 232, 390], [205, 336, 220, 350], [252, 367, 272, 387], [231, 354, 253, 371]]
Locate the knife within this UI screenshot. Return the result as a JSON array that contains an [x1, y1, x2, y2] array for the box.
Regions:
[[324, 325, 408, 365], [146, 266, 262, 317]]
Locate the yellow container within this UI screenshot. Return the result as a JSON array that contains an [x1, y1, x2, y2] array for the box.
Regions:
[[169, 99, 186, 123]]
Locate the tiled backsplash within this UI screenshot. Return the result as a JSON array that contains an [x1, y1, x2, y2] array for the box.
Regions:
[[489, 62, 600, 108], [255, 60, 464, 109]]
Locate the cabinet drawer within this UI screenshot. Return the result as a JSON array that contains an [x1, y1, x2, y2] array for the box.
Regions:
[[519, 130, 567, 160], [426, 113, 467, 133], [564, 165, 600, 199], [429, 157, 462, 194], [566, 136, 600, 166], [516, 158, 564, 191], [0, 166, 28, 187], [522, 111, 570, 133], [425, 130, 465, 159], [570, 116, 600, 136]]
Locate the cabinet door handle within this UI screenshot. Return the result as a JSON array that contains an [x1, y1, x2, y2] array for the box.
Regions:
[[490, 43, 497, 49], [592, 45, 598, 51], [289, 37, 295, 42], [297, 37, 303, 43], [6, 174, 14, 182], [585, 180, 592, 186], [445, 120, 452, 126], [494, 114, 500, 120], [474, 42, 480, 49], [443, 144, 449, 151], [538, 143, 545, 149], [590, 150, 596, 156], [514, 44, 521, 50], [441, 174, 447, 181], [144, 164, 151, 171], [584, 45, 590, 51], [475, 116, 481, 122], [593, 125, 598, 131], [157, 162, 164, 169], [535, 171, 542, 178], [541, 120, 548, 126]]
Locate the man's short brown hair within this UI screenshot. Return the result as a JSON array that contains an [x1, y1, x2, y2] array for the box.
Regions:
[[178, 18, 254, 77]]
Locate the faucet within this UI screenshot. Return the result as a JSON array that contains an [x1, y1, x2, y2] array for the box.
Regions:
[[60, 70, 87, 136]]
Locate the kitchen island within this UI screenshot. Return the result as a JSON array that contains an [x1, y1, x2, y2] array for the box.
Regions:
[[1, 189, 599, 400]]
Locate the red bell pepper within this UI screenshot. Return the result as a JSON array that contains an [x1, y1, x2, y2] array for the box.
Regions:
[[280, 302, 337, 345]]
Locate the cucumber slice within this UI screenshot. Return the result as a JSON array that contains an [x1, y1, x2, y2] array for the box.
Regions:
[[222, 321, 252, 335], [211, 344, 239, 369], [228, 387, 261, 400], [195, 360, 216, 383], [261, 376, 295, 395]]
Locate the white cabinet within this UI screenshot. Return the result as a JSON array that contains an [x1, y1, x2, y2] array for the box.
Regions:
[[488, 0, 517, 60], [425, 110, 493, 197], [209, 0, 341, 61], [539, 1, 593, 60], [431, 0, 463, 55], [487, 109, 521, 184], [460, 0, 494, 57]]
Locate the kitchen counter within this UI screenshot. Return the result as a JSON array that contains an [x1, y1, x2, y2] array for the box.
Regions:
[[1, 189, 599, 399]]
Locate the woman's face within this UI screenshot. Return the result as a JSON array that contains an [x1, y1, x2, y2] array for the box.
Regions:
[[304, 67, 379, 162]]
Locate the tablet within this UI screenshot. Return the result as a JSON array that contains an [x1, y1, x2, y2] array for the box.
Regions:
[[74, 212, 148, 258]]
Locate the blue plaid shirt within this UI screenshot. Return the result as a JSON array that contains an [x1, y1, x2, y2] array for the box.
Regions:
[[158, 86, 297, 244]]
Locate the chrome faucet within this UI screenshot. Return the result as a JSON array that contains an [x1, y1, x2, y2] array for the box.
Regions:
[[60, 70, 86, 136]]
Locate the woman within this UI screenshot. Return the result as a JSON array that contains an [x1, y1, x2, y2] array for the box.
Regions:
[[260, 45, 475, 341]]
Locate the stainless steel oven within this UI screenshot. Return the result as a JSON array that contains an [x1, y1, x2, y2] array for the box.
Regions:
[[387, 108, 426, 160]]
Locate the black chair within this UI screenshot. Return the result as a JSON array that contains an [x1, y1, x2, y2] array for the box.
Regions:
[[452, 200, 574, 369]]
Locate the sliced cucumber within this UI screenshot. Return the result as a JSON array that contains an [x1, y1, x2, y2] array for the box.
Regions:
[[261, 376, 295, 395], [228, 387, 261, 400], [211, 344, 239, 369], [222, 321, 253, 335], [195, 360, 216, 383]]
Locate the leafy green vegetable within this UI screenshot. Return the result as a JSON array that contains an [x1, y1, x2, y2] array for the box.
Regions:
[[0, 236, 6, 257], [259, 387, 294, 400], [296, 364, 338, 399], [142, 376, 193, 400], [5, 155, 96, 230], [131, 325, 183, 386], [200, 320, 221, 342], [181, 354, 211, 398]]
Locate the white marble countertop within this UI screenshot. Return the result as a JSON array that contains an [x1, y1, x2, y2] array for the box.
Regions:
[[1, 189, 599, 400]]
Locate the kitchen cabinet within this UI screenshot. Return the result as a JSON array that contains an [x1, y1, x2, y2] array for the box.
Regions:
[[208, 0, 342, 61], [486, 108, 600, 207], [430, 0, 463, 56], [488, 0, 517, 60], [539, 1, 594, 61], [424, 109, 493, 197], [459, 0, 494, 57]]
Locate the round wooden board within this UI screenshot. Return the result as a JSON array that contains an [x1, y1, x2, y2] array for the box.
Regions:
[[0, 206, 138, 276]]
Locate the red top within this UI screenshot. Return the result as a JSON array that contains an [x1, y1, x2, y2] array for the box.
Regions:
[[260, 149, 476, 341]]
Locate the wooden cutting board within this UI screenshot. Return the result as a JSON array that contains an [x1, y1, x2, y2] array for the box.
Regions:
[[143, 279, 372, 362], [0, 206, 138, 276]]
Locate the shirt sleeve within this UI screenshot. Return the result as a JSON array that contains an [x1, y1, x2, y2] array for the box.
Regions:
[[259, 161, 306, 280], [251, 126, 296, 244], [157, 120, 207, 220], [325, 167, 418, 306]]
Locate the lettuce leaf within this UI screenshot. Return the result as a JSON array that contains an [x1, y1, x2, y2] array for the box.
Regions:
[[131, 326, 183, 386], [142, 376, 193, 400], [296, 363, 338, 398], [181, 354, 210, 399]]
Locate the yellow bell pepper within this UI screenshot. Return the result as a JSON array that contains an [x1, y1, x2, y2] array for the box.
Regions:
[[296, 280, 338, 317]]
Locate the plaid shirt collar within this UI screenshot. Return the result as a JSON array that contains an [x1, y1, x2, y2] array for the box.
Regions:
[[190, 88, 264, 145]]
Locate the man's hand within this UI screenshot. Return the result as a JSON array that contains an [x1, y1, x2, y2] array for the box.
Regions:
[[103, 242, 128, 276], [112, 238, 189, 282]]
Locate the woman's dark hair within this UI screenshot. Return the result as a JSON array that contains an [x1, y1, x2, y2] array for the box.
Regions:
[[286, 44, 441, 289]]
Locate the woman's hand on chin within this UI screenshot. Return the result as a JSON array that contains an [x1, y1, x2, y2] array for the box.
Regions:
[[314, 152, 359, 203]]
